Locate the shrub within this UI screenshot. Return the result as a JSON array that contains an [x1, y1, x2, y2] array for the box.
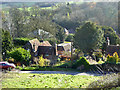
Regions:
[[113, 52, 119, 62], [7, 47, 31, 66], [38, 55, 50, 66], [95, 52, 103, 62], [5, 57, 14, 63], [106, 52, 119, 64], [39, 55, 45, 67], [72, 57, 90, 69], [44, 59, 51, 66], [97, 60, 104, 64], [59, 61, 72, 68]]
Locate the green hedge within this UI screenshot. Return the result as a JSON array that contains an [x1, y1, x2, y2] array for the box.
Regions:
[[13, 38, 31, 46], [72, 57, 90, 69]]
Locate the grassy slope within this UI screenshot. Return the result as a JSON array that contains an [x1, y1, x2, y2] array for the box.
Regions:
[[2, 73, 100, 88]]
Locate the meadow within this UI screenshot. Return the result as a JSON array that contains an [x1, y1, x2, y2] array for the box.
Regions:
[[2, 72, 100, 88]]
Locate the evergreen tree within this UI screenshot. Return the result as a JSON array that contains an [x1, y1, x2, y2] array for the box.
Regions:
[[74, 21, 104, 57]]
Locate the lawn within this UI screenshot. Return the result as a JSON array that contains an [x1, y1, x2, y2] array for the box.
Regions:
[[2, 72, 100, 88]]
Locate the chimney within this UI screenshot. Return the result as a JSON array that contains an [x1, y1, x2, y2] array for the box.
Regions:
[[55, 43, 58, 56], [107, 37, 110, 45]]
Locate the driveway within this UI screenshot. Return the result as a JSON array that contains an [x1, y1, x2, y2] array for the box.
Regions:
[[12, 70, 109, 76]]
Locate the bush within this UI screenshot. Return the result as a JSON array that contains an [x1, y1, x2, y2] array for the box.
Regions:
[[106, 52, 119, 64], [5, 57, 14, 63], [59, 61, 72, 68], [38, 55, 50, 66], [94, 52, 103, 62], [72, 57, 90, 69], [7, 47, 31, 66], [39, 55, 45, 67]]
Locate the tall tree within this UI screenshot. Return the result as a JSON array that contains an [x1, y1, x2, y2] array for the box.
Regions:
[[9, 7, 24, 38], [56, 25, 66, 43], [101, 26, 120, 45], [2, 29, 13, 59], [74, 21, 104, 58]]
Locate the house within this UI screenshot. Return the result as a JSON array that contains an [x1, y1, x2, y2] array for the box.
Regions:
[[24, 38, 52, 63], [105, 37, 120, 57], [57, 42, 71, 58], [106, 45, 120, 57]]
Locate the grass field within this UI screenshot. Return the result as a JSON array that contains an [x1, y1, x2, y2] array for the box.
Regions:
[[2, 73, 100, 88]]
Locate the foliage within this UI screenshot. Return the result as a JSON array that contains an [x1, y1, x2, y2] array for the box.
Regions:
[[74, 21, 104, 55], [2, 73, 99, 88], [72, 57, 90, 69], [101, 26, 120, 45], [38, 55, 50, 66], [17, 66, 76, 71], [13, 38, 31, 46], [95, 52, 103, 58], [2, 3, 119, 43], [7, 47, 31, 65], [45, 38, 57, 46], [56, 25, 66, 43], [39, 55, 45, 67], [65, 34, 74, 42], [2, 29, 13, 54], [97, 60, 105, 64], [106, 52, 120, 64], [94, 52, 103, 62], [59, 61, 72, 68], [5, 57, 14, 63]]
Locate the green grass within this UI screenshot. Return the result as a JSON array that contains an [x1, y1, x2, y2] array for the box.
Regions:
[[88, 73, 120, 89], [2, 73, 100, 88]]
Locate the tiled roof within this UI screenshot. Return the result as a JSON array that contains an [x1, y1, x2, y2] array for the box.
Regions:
[[39, 41, 51, 46], [29, 38, 51, 52]]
